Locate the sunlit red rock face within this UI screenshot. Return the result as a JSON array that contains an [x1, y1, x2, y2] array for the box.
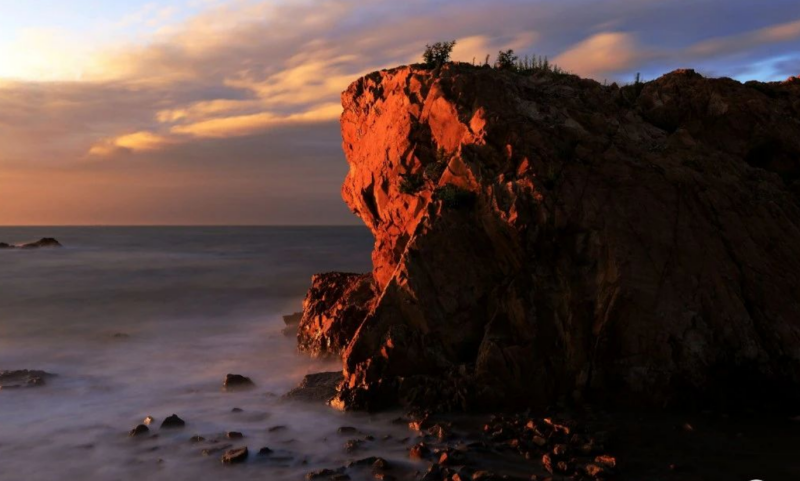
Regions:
[[306, 63, 800, 411]]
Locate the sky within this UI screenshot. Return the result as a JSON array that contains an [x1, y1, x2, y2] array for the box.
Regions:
[[0, 0, 798, 225]]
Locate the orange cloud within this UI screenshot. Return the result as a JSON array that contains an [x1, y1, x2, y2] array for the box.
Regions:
[[89, 131, 174, 156], [554, 32, 640, 79], [689, 19, 800, 57]]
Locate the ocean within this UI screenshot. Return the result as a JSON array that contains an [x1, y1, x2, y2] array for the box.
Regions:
[[0, 227, 412, 480]]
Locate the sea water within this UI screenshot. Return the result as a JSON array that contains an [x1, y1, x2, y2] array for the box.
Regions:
[[0, 227, 414, 480]]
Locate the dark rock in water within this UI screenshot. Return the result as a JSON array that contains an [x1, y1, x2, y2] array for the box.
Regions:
[[223, 374, 255, 391], [190, 435, 206, 443], [258, 447, 273, 456], [201, 444, 232, 457], [347, 456, 389, 469], [129, 424, 150, 437], [268, 425, 287, 433], [227, 431, 244, 439], [409, 443, 430, 460], [21, 238, 62, 249], [231, 407, 244, 413], [0, 370, 54, 389], [221, 446, 248, 464], [0, 238, 62, 249], [343, 439, 363, 452], [283, 312, 303, 325], [283, 371, 342, 403], [306, 468, 345, 480], [160, 414, 185, 429], [337, 426, 358, 435]]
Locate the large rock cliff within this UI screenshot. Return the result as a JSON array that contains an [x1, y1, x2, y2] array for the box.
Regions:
[[299, 63, 800, 411]]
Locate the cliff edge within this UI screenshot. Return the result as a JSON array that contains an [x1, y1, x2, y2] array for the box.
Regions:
[[300, 63, 800, 411]]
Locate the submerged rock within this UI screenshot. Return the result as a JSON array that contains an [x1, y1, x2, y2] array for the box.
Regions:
[[129, 424, 150, 437], [223, 374, 255, 391], [221, 446, 248, 464], [283, 371, 342, 403], [21, 238, 62, 249], [299, 63, 800, 411], [160, 414, 185, 429], [0, 238, 62, 249], [0, 370, 54, 389]]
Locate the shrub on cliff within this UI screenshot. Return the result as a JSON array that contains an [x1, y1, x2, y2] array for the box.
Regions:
[[433, 184, 476, 209], [399, 173, 425, 194], [423, 41, 456, 68], [495, 49, 518, 70]]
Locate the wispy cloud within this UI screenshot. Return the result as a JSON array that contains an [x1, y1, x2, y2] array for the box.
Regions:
[[1, 0, 799, 224]]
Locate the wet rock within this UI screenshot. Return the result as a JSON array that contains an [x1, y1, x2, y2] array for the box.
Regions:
[[202, 444, 233, 457], [0, 370, 54, 389], [0, 242, 10, 248], [594, 455, 616, 469], [344, 439, 363, 452], [283, 312, 303, 325], [129, 424, 150, 437], [337, 426, 358, 435], [306, 467, 345, 479], [284, 371, 342, 403], [221, 446, 248, 464], [258, 447, 273, 456], [347, 456, 389, 469], [231, 407, 244, 413], [223, 374, 255, 391], [160, 414, 185, 429], [409, 442, 430, 460], [268, 425, 287, 432], [331, 475, 351, 481], [190, 436, 206, 443], [20, 238, 62, 249], [227, 431, 244, 439]]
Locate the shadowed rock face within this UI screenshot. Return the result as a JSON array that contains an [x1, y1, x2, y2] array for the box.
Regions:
[[303, 64, 800, 411]]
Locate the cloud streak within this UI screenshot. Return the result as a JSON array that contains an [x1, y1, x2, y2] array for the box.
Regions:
[[1, 0, 799, 224]]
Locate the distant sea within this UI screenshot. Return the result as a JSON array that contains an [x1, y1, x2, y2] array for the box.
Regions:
[[0, 226, 410, 481]]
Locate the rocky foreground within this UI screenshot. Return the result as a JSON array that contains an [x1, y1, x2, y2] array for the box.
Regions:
[[298, 63, 800, 413]]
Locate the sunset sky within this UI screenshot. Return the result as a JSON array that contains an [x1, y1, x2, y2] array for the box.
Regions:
[[1, 0, 799, 225]]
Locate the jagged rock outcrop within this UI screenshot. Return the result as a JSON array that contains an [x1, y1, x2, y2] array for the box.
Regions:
[[303, 64, 800, 411], [297, 272, 375, 357]]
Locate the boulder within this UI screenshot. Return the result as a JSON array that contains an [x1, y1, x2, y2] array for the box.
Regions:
[[221, 446, 248, 464], [223, 374, 255, 391], [283, 371, 342, 403], [160, 414, 185, 429], [0, 370, 54, 389], [299, 63, 800, 411]]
